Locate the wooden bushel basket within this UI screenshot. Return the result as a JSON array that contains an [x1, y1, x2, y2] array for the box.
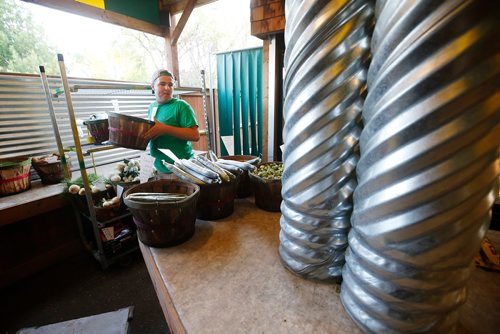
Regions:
[[249, 162, 283, 212], [123, 180, 200, 247], [220, 155, 259, 198], [197, 180, 236, 220], [32, 154, 71, 184], [0, 156, 31, 196], [107, 111, 154, 150], [84, 117, 109, 144]]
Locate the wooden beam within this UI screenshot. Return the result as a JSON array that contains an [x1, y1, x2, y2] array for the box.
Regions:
[[21, 0, 164, 36], [164, 13, 180, 85], [262, 39, 269, 162], [250, 0, 285, 40], [170, 0, 196, 46], [162, 0, 217, 15]]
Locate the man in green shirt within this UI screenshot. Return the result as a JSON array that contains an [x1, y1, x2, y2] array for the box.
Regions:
[[143, 69, 200, 178]]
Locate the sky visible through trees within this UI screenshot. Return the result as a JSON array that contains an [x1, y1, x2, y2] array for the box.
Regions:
[[2, 0, 262, 86]]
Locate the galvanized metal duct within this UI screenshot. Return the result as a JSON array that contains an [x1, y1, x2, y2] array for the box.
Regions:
[[341, 0, 500, 332], [279, 0, 374, 281]]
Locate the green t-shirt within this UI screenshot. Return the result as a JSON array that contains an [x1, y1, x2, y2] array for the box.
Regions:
[[147, 98, 198, 173]]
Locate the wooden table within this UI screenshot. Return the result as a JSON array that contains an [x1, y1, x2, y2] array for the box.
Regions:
[[140, 198, 500, 334]]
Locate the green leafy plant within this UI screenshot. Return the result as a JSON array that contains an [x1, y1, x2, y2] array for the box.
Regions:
[[63, 173, 102, 192]]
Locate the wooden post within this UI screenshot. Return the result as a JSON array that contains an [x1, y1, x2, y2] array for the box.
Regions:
[[163, 13, 180, 84]]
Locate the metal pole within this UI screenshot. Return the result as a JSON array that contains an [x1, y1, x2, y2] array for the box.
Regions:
[[38, 66, 71, 179], [57, 53, 106, 262], [208, 48, 218, 154], [200, 69, 212, 151]]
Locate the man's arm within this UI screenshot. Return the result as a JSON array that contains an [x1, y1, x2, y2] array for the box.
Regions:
[[143, 120, 200, 141]]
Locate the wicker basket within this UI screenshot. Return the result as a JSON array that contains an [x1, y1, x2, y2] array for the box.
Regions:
[[107, 111, 155, 150], [123, 180, 200, 247], [71, 188, 118, 217], [32, 154, 71, 184], [197, 180, 237, 220], [0, 156, 31, 196], [220, 155, 259, 198], [84, 115, 109, 144], [249, 162, 283, 212], [94, 201, 122, 221]]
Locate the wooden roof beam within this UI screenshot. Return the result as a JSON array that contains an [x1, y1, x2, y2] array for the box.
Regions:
[[163, 0, 218, 16], [21, 0, 165, 36], [170, 0, 196, 46]]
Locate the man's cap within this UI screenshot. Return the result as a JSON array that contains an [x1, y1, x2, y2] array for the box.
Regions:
[[151, 69, 174, 84]]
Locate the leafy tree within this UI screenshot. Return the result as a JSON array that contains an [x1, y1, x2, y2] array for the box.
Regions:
[[177, 0, 262, 87], [0, 0, 58, 73]]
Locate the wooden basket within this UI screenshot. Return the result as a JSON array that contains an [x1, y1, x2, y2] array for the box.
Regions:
[[32, 154, 71, 184], [107, 111, 154, 150], [94, 201, 122, 221], [123, 180, 200, 247], [197, 180, 236, 220], [0, 156, 31, 196], [249, 162, 283, 212], [84, 117, 109, 144], [220, 155, 259, 198]]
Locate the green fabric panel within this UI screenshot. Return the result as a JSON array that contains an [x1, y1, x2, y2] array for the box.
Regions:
[[256, 49, 263, 155], [224, 54, 234, 136], [216, 48, 262, 156], [217, 54, 231, 136], [216, 54, 229, 156], [232, 52, 241, 155], [240, 52, 250, 155], [105, 0, 160, 25], [248, 51, 257, 156]]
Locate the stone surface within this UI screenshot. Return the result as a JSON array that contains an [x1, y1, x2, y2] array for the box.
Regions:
[[142, 198, 362, 334], [141, 198, 500, 334]]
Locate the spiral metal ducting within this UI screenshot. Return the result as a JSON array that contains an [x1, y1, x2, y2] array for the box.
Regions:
[[279, 0, 374, 281], [341, 0, 500, 332]]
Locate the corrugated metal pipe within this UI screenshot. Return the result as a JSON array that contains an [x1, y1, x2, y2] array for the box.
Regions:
[[341, 0, 500, 332], [280, 0, 374, 281]]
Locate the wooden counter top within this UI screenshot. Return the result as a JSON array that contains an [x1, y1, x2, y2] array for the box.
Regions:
[[0, 181, 66, 227], [140, 198, 500, 334]]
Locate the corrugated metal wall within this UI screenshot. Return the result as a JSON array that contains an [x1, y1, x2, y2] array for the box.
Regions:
[[0, 72, 155, 175]]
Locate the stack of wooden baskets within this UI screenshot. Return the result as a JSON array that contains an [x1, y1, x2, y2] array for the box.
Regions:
[[0, 156, 32, 196]]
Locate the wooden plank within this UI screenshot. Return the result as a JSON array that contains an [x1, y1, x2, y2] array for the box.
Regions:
[[21, 0, 164, 36], [251, 16, 285, 39], [250, 1, 284, 21], [0, 239, 82, 288], [179, 94, 209, 152], [250, 0, 282, 9], [170, 0, 196, 46], [140, 242, 187, 334], [0, 182, 67, 227], [164, 0, 218, 15], [261, 39, 269, 162], [163, 13, 180, 84]]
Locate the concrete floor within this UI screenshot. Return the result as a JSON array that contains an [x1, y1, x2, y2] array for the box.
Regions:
[[0, 250, 169, 334]]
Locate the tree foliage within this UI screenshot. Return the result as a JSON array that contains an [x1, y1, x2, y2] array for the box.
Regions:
[[0, 0, 58, 73], [1, 0, 261, 85], [177, 0, 262, 87]]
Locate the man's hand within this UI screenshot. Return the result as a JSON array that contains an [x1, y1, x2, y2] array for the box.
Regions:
[[143, 118, 200, 142], [143, 118, 165, 140]]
